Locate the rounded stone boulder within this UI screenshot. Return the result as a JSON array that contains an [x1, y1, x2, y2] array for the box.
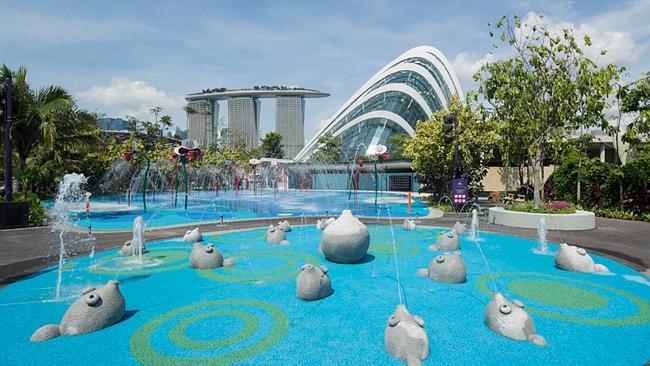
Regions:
[[296, 264, 333, 301], [320, 210, 370, 264]]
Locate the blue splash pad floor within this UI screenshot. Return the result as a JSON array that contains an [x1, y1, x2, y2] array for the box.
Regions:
[[1, 226, 649, 365], [70, 191, 429, 230]]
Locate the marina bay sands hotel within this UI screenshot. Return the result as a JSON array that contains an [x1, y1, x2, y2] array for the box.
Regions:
[[185, 86, 329, 158]]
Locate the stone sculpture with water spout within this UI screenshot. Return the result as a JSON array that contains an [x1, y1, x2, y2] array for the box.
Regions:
[[417, 252, 466, 283], [30, 280, 125, 342], [296, 264, 333, 301], [183, 227, 203, 243], [555, 243, 609, 273], [429, 231, 460, 251], [189, 243, 235, 269], [402, 219, 416, 231], [484, 292, 546, 347], [267, 225, 290, 245], [385, 304, 429, 366]]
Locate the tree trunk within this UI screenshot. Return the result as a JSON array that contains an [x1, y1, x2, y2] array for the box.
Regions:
[[619, 180, 624, 211], [532, 147, 544, 207], [576, 155, 582, 204]]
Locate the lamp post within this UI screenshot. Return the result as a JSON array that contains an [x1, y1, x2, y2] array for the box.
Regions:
[[367, 144, 387, 208], [2, 75, 13, 202]]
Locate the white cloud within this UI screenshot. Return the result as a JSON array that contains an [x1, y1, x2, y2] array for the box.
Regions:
[[76, 77, 185, 121], [521, 12, 646, 65], [451, 52, 495, 88]]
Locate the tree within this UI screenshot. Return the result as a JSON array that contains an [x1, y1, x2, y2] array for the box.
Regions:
[[259, 132, 284, 159], [387, 133, 411, 159], [160, 115, 172, 134], [403, 96, 496, 197], [149, 106, 163, 136], [475, 14, 620, 206], [308, 133, 342, 163], [619, 72, 650, 145]]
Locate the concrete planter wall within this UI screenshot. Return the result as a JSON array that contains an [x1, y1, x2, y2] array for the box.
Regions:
[[488, 207, 595, 230]]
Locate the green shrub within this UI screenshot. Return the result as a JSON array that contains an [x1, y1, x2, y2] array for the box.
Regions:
[[545, 157, 613, 207], [25, 194, 46, 226], [591, 207, 650, 222], [620, 153, 650, 214], [505, 201, 577, 214]]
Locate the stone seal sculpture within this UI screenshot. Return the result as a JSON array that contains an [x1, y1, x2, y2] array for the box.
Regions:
[[296, 264, 333, 301], [316, 217, 335, 230], [320, 210, 370, 264], [485, 292, 547, 347], [417, 252, 466, 283], [267, 225, 290, 245], [117, 240, 147, 256], [30, 280, 125, 342], [189, 243, 235, 269], [452, 221, 467, 235], [555, 243, 609, 273], [428, 231, 460, 251], [385, 304, 429, 366], [402, 219, 416, 231], [278, 219, 292, 232], [183, 227, 203, 243]]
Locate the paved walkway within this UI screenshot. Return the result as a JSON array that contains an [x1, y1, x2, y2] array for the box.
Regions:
[[1, 214, 648, 286]]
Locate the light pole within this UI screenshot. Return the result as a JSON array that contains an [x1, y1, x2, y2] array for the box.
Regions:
[[2, 75, 13, 202]]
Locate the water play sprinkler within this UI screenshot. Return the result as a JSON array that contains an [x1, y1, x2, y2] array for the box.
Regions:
[[171, 139, 202, 210], [367, 144, 388, 208], [123, 141, 151, 211]]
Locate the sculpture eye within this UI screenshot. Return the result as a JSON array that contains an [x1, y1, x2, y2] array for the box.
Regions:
[[436, 255, 446, 263], [205, 245, 214, 253], [499, 304, 512, 315], [446, 232, 454, 238], [577, 248, 586, 256], [84, 292, 102, 307]]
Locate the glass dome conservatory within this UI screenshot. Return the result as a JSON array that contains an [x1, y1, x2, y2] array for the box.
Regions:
[[296, 46, 463, 161]]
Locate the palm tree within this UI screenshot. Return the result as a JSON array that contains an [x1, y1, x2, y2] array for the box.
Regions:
[[1, 65, 74, 181]]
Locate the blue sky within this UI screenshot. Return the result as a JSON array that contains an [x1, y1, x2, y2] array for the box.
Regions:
[[1, 0, 648, 140]]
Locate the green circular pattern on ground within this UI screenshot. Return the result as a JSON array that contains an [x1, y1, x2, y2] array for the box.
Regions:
[[130, 299, 289, 366], [476, 272, 650, 326], [369, 242, 421, 257], [506, 279, 608, 310], [196, 249, 320, 283], [88, 246, 189, 275], [168, 309, 259, 350]]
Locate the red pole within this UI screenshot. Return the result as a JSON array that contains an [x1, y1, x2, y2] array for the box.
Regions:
[[408, 192, 412, 213]]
